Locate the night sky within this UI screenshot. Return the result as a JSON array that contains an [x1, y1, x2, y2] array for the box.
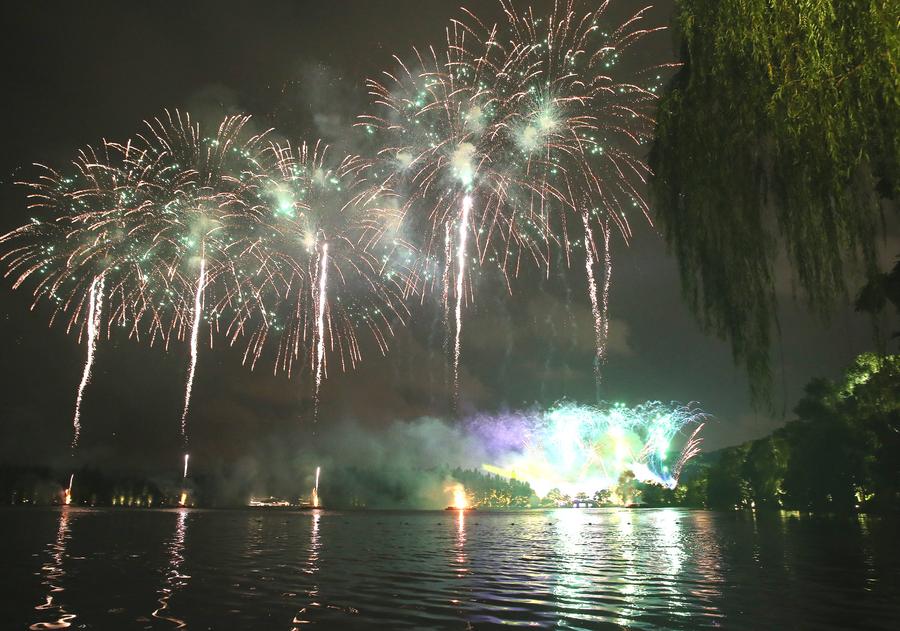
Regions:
[[0, 0, 894, 474]]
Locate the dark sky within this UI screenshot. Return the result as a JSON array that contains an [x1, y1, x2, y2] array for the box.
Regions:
[[0, 0, 895, 474]]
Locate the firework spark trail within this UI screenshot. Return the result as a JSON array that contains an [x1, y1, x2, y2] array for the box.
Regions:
[[182, 453, 189, 479], [313, 243, 329, 419], [72, 274, 105, 450], [600, 218, 612, 366], [581, 213, 604, 392], [674, 423, 704, 479], [583, 214, 613, 400], [180, 257, 206, 443], [452, 195, 473, 407]]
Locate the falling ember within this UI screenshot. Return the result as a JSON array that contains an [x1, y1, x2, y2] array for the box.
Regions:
[[313, 244, 329, 419], [181, 257, 206, 442], [64, 474, 74, 506], [72, 274, 105, 449], [452, 196, 473, 407], [183, 453, 190, 479]]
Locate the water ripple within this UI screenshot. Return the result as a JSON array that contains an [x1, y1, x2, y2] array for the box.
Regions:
[[0, 507, 895, 629]]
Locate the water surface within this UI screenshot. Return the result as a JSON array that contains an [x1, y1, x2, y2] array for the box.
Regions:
[[2, 507, 898, 629]]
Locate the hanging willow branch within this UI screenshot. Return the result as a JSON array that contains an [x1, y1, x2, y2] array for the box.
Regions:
[[650, 0, 899, 404]]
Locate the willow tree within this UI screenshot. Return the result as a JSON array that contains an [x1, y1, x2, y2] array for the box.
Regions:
[[650, 0, 899, 402]]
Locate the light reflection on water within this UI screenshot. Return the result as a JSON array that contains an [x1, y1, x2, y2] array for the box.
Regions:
[[292, 509, 323, 628], [151, 508, 190, 628], [1, 507, 897, 629], [29, 507, 76, 630]]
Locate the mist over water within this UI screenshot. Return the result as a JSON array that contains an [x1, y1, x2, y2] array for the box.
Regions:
[[197, 416, 498, 508], [7, 507, 898, 630], [184, 401, 703, 509]]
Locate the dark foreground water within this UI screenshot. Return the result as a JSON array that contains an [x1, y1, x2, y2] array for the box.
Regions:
[[2, 508, 899, 630]]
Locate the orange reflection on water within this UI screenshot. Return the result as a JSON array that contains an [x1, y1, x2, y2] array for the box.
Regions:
[[455, 510, 468, 573], [291, 511, 323, 629], [30, 507, 76, 630]]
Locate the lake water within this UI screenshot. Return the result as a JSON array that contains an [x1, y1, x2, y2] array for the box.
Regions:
[[2, 507, 898, 629]]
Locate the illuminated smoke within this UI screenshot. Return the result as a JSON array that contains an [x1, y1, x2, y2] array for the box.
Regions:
[[450, 143, 476, 187]]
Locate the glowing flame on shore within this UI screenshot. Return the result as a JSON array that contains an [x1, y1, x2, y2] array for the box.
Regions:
[[64, 474, 74, 506], [447, 483, 469, 510], [179, 492, 187, 507], [311, 466, 321, 508]]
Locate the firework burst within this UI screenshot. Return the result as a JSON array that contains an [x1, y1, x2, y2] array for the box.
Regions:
[[480, 400, 707, 497], [492, 0, 671, 393], [0, 1, 678, 448], [229, 139, 411, 413]]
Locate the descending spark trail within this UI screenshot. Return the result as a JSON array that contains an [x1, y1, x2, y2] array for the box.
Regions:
[[600, 220, 612, 374], [442, 223, 454, 395], [586, 216, 614, 399], [183, 454, 189, 479], [442, 224, 453, 346], [72, 274, 105, 449], [180, 258, 206, 443], [452, 196, 473, 407], [313, 244, 329, 418], [582, 214, 604, 390]]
